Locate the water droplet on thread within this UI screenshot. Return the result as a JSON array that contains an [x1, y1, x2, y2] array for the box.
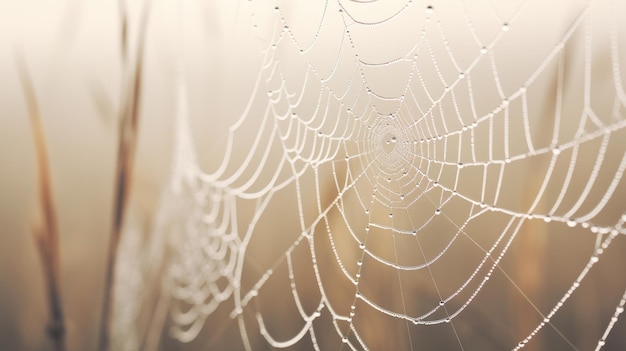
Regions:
[[425, 5, 434, 14]]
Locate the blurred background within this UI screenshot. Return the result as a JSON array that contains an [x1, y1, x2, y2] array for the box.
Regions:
[[1, 0, 626, 350]]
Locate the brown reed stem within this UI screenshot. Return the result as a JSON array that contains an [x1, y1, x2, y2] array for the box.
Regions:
[[98, 1, 152, 350], [16, 50, 67, 351]]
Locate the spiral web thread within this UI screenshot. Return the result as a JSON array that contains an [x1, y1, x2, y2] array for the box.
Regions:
[[114, 0, 626, 350]]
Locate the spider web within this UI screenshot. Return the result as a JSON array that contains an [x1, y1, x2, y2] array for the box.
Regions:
[[113, 0, 626, 350]]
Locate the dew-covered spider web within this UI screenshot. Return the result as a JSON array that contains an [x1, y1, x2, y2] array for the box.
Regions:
[[113, 0, 626, 350]]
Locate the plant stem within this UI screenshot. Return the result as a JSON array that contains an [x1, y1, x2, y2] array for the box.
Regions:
[[16, 50, 67, 351], [98, 1, 152, 350]]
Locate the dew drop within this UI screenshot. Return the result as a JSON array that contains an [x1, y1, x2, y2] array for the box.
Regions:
[[435, 209, 441, 215], [359, 243, 365, 249], [502, 22, 510, 31], [459, 72, 465, 79], [439, 300, 445, 306], [425, 5, 434, 14], [357, 260, 363, 266], [273, 6, 279, 12], [389, 213, 394, 218], [480, 46, 488, 54], [391, 136, 397, 143], [590, 256, 599, 263]]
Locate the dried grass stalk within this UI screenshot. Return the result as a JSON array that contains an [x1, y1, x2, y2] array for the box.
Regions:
[[98, 1, 152, 350], [16, 50, 66, 351]]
